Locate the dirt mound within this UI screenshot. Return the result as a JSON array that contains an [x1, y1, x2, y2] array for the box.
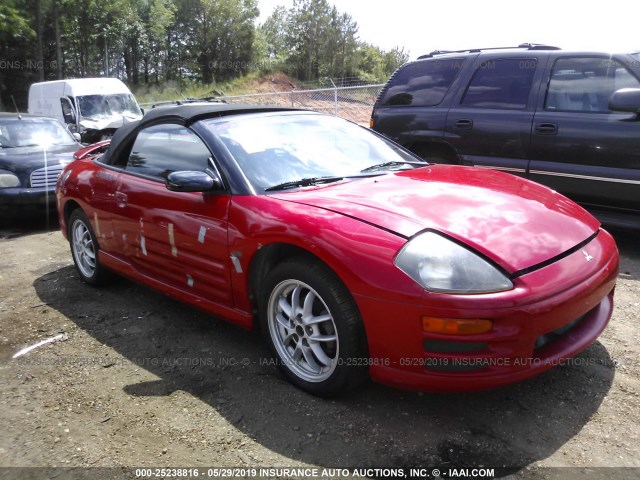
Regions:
[[240, 71, 298, 93]]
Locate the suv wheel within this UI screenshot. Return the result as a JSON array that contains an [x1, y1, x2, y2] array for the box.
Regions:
[[412, 144, 458, 165]]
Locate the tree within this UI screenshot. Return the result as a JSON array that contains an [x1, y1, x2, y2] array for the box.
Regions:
[[178, 0, 257, 83], [383, 46, 409, 74], [257, 0, 405, 84], [322, 8, 358, 79], [260, 5, 287, 59], [286, 0, 331, 81], [0, 0, 35, 109], [0, 0, 406, 111]]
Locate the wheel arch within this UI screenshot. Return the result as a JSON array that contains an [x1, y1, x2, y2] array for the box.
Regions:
[[61, 199, 83, 238], [408, 141, 460, 164], [248, 242, 337, 310], [247, 242, 368, 338], [63, 199, 82, 224]]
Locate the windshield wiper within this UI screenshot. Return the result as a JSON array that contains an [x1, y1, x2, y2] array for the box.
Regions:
[[360, 160, 427, 173], [265, 176, 344, 192]]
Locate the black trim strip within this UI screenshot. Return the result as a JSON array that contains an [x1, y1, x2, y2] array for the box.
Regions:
[[511, 230, 600, 279]]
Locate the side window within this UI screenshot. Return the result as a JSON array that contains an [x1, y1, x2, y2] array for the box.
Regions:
[[60, 98, 76, 124], [545, 57, 640, 112], [613, 66, 640, 91], [125, 124, 211, 179], [0, 124, 7, 147], [461, 58, 537, 109], [379, 58, 466, 107]]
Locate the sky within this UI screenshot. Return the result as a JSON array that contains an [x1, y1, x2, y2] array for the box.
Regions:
[[257, 0, 639, 60]]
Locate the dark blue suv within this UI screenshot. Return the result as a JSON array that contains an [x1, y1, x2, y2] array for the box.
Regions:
[[371, 44, 640, 229]]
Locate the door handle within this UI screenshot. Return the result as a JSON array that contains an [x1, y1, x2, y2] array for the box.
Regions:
[[115, 191, 128, 208], [455, 119, 473, 129], [535, 123, 558, 135]]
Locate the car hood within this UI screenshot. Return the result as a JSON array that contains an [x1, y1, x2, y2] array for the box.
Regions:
[[269, 166, 600, 273], [0, 144, 78, 176], [79, 113, 141, 132]]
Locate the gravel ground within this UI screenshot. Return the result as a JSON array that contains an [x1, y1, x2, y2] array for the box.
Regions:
[[0, 218, 638, 480]]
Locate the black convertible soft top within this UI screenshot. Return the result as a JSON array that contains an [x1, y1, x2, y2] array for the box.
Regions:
[[101, 104, 300, 166], [142, 103, 298, 124]]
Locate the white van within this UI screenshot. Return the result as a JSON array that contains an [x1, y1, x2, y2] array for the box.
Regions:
[[28, 78, 143, 143]]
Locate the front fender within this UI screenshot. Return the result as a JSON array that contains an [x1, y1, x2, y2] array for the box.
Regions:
[[226, 195, 423, 317]]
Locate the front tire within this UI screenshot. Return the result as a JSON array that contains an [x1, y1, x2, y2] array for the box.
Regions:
[[260, 259, 368, 397], [68, 210, 111, 286]]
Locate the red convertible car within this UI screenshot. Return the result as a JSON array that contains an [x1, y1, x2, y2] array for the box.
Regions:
[[56, 104, 618, 396]]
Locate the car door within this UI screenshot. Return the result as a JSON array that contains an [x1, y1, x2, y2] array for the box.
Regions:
[[529, 55, 640, 213], [445, 56, 544, 177], [112, 123, 234, 306]]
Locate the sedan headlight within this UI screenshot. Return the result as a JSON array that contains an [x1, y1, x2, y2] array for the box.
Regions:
[[395, 231, 513, 294], [0, 171, 20, 188]]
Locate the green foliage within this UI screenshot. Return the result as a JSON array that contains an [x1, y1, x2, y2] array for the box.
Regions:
[[0, 0, 37, 110], [261, 5, 287, 58], [0, 0, 408, 109], [133, 80, 219, 105], [258, 0, 409, 83], [0, 2, 34, 38]]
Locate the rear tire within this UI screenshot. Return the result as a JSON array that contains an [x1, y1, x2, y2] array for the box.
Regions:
[[259, 259, 368, 397], [68, 210, 111, 286]]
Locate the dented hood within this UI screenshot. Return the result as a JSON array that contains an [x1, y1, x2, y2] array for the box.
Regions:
[[79, 113, 141, 132], [270, 166, 600, 273]]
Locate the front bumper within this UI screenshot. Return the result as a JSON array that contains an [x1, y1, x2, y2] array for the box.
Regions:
[[356, 229, 619, 392], [0, 187, 57, 218]]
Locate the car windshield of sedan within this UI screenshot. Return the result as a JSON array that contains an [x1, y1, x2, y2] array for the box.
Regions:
[[0, 118, 77, 148], [205, 113, 424, 192]]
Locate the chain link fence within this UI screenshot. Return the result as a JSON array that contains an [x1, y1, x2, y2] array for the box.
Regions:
[[218, 83, 383, 125]]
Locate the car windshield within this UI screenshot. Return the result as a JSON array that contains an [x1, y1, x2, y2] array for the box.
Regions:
[[0, 117, 77, 148], [205, 113, 423, 192], [77, 94, 141, 120]]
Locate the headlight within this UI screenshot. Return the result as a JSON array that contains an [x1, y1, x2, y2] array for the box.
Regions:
[[0, 172, 20, 188], [395, 231, 513, 294]]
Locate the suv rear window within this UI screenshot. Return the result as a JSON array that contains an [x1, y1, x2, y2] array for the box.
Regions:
[[378, 58, 465, 107], [461, 58, 537, 109], [545, 57, 640, 112]]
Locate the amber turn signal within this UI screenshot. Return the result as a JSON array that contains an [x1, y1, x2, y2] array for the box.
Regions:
[[369, 118, 374, 128], [422, 317, 493, 335]]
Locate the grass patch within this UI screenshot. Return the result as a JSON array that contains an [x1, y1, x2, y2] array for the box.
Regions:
[[132, 72, 269, 106]]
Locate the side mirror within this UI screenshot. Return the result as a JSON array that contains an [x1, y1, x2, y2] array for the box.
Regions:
[[166, 170, 223, 193], [608, 88, 640, 114]]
